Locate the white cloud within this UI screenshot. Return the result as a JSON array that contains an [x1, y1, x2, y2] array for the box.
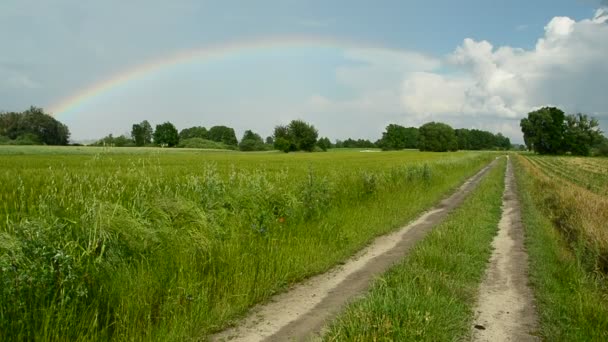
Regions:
[[399, 10, 608, 123], [308, 9, 608, 142]]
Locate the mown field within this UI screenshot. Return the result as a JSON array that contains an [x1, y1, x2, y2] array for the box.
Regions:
[[515, 154, 608, 340], [0, 146, 494, 341]]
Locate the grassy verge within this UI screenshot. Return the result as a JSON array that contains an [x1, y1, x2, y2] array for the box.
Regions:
[[514, 156, 608, 340], [324, 157, 506, 341]]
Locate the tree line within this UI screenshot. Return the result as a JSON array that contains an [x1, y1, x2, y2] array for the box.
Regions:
[[376, 122, 511, 152], [0, 107, 70, 145], [11, 106, 604, 154]]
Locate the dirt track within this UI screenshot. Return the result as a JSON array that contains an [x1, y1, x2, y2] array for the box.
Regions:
[[212, 159, 498, 342], [472, 157, 539, 341]]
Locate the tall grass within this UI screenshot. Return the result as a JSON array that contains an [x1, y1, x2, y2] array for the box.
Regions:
[[0, 149, 493, 340]]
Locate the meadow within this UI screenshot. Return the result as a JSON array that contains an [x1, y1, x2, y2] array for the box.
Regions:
[[0, 146, 493, 341]]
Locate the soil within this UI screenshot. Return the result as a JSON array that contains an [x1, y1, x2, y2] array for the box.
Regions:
[[212, 159, 498, 342], [472, 157, 539, 341]]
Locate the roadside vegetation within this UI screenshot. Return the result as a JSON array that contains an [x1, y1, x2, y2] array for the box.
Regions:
[[0, 149, 493, 341], [324, 157, 506, 341], [514, 155, 608, 340]]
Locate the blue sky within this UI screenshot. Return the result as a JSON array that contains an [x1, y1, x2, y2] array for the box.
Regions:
[[1, 0, 607, 142]]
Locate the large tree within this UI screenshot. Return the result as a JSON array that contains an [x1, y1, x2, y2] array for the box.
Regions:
[[131, 120, 153, 146], [378, 124, 418, 150], [273, 120, 318, 152], [239, 129, 265, 151], [520, 107, 565, 154], [179, 126, 208, 140], [153, 122, 179, 147], [0, 106, 70, 145], [207, 125, 238, 146], [418, 122, 458, 152], [563, 113, 602, 156]]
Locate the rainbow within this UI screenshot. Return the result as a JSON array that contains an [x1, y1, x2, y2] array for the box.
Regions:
[[49, 36, 379, 119]]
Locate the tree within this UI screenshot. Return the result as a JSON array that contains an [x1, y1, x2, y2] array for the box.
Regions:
[[317, 137, 331, 151], [562, 113, 602, 156], [455, 129, 471, 150], [273, 120, 318, 152], [495, 133, 511, 150], [208, 125, 238, 146], [265, 136, 274, 145], [378, 124, 418, 150], [153, 122, 179, 147], [288, 120, 318, 152], [273, 125, 293, 152], [179, 126, 208, 140], [239, 130, 266, 151], [131, 120, 153, 146], [418, 122, 458, 152], [274, 137, 292, 153], [0, 107, 70, 145], [520, 107, 565, 154]]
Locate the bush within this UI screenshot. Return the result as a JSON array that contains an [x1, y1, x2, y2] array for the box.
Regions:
[[10, 133, 40, 145], [178, 138, 236, 150]]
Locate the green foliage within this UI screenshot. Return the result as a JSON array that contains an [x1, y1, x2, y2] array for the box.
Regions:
[[272, 120, 318, 152], [207, 125, 238, 146], [0, 107, 70, 145], [521, 108, 603, 156], [316, 137, 331, 151], [92, 134, 135, 147], [288, 120, 318, 152], [274, 137, 292, 153], [455, 128, 511, 150], [179, 126, 208, 140], [562, 113, 602, 156], [378, 124, 418, 150], [131, 120, 153, 146], [418, 122, 458, 152], [0, 149, 492, 340], [520, 107, 566, 154], [335, 138, 376, 149], [596, 136, 608, 157], [0, 133, 41, 145], [154, 122, 179, 147], [239, 130, 266, 151], [178, 137, 236, 150], [265, 136, 274, 145]]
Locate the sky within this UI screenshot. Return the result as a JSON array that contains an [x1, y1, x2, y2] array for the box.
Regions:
[[1, 0, 608, 143]]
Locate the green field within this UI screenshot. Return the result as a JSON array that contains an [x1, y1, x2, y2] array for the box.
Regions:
[[0, 146, 494, 341]]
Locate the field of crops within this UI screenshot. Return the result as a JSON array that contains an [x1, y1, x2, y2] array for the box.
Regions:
[[525, 155, 608, 195], [515, 154, 608, 339], [518, 154, 608, 272], [0, 146, 494, 341]]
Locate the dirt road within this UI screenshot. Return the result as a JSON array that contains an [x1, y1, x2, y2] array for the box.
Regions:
[[212, 159, 498, 342], [472, 157, 539, 341]]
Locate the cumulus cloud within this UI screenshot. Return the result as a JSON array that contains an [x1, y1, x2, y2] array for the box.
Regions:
[[399, 10, 608, 124], [309, 9, 608, 142]]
